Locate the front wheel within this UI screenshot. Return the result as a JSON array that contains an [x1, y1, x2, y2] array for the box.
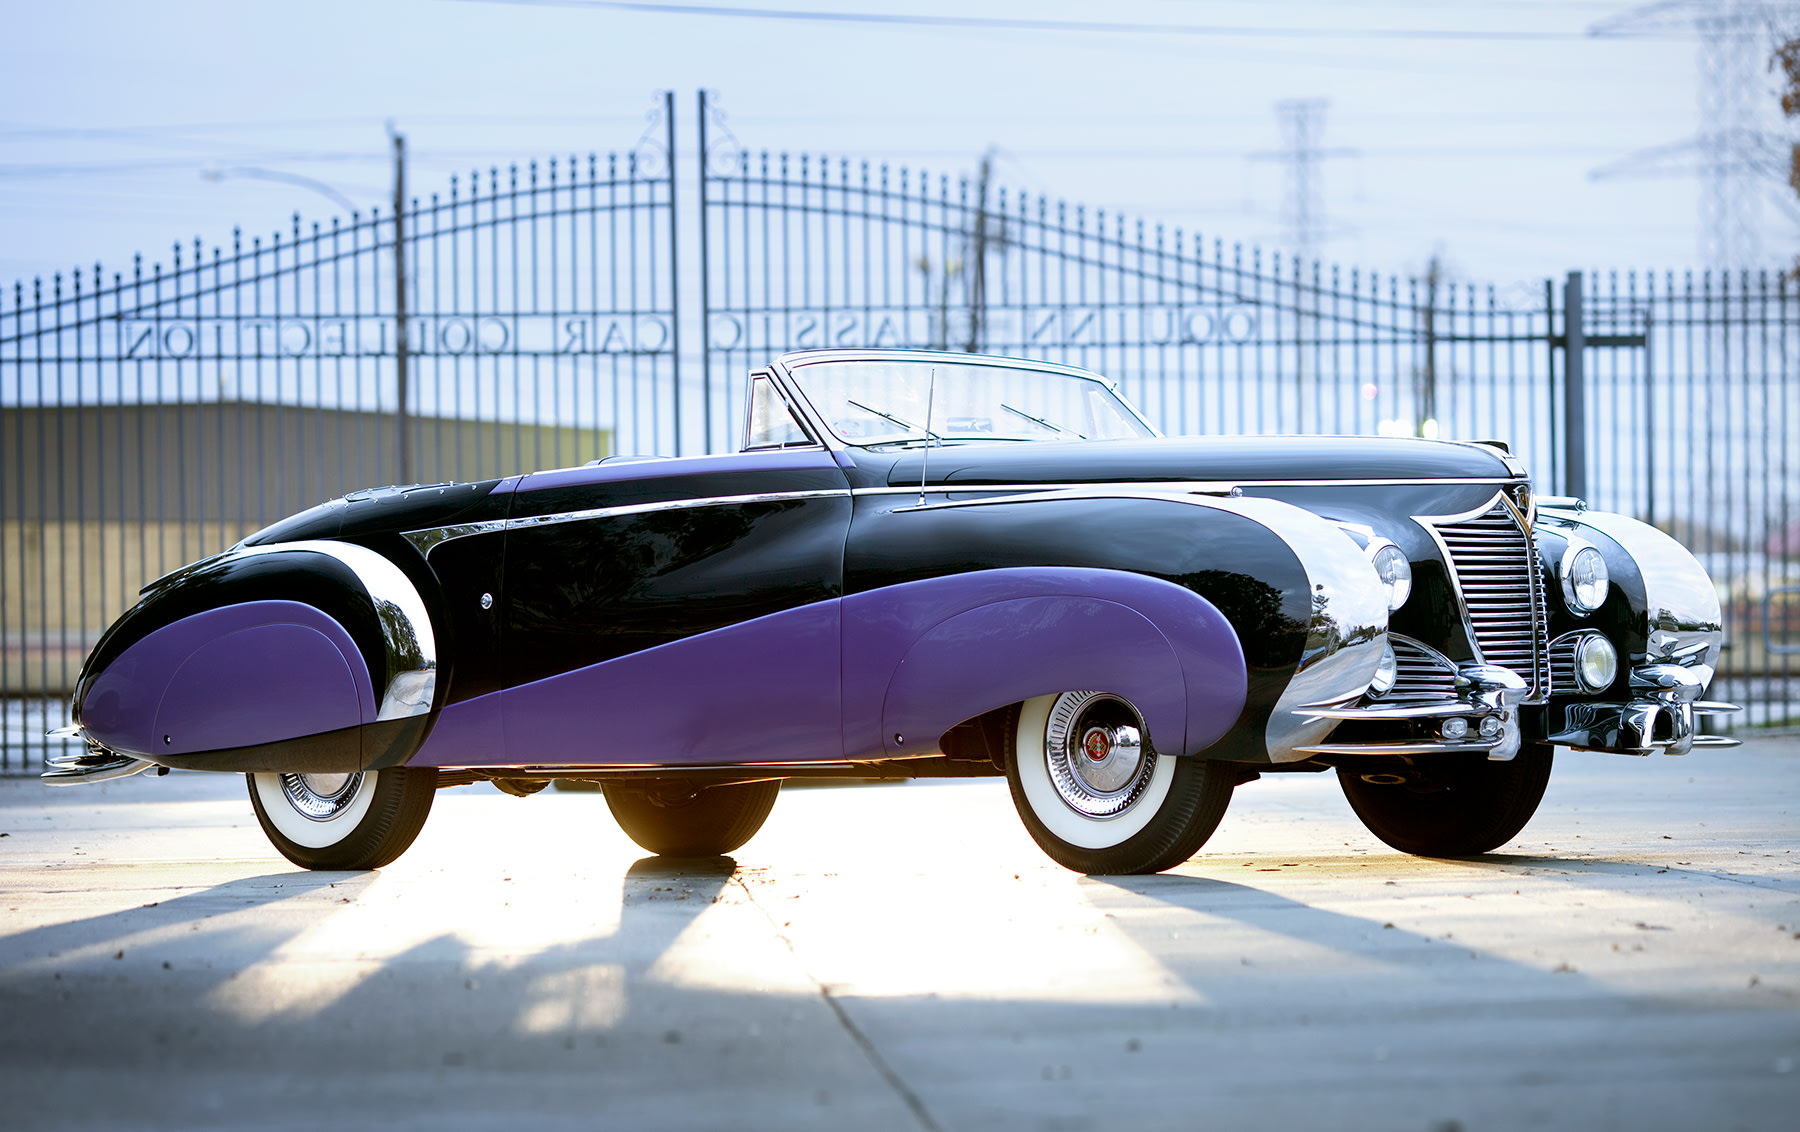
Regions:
[[602, 779, 780, 856], [1006, 691, 1238, 875], [1337, 741, 1554, 857], [248, 766, 437, 870]]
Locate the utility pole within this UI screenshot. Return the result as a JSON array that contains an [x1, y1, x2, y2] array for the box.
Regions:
[[1590, 1, 1782, 269], [1418, 254, 1442, 437], [388, 122, 410, 484], [964, 149, 994, 353]]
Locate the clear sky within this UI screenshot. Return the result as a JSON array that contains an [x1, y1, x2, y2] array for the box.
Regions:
[[2, 0, 1791, 296]]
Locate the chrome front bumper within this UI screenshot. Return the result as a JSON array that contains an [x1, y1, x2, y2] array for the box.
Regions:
[[40, 725, 159, 786], [1291, 664, 1530, 761], [1546, 662, 1741, 755]]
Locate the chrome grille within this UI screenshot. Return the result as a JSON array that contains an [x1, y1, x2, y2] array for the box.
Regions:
[[1548, 634, 1583, 696], [1390, 636, 1457, 701], [1432, 500, 1547, 696]]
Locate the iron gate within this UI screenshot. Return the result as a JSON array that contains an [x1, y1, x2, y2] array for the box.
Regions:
[[3, 89, 1794, 770]]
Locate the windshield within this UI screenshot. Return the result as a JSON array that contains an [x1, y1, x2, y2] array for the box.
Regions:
[[787, 359, 1154, 447]]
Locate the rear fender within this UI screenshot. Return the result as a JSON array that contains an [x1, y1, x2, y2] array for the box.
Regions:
[[74, 540, 438, 772]]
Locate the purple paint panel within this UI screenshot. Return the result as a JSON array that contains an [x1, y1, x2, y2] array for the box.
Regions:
[[409, 599, 843, 767], [880, 596, 1184, 756], [843, 568, 1246, 760], [408, 693, 505, 767], [518, 448, 842, 495], [80, 600, 374, 758]]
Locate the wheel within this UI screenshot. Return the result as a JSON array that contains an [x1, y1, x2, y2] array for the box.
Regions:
[[247, 767, 437, 870], [602, 779, 780, 856], [1005, 691, 1238, 875], [1337, 741, 1554, 857]]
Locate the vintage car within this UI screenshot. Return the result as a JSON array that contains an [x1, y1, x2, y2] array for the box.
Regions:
[[46, 349, 1740, 875]]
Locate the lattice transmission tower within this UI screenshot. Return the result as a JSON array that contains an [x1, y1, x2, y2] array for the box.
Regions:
[[1254, 99, 1356, 264], [1591, 1, 1794, 269]]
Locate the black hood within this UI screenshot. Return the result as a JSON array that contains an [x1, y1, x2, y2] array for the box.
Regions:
[[882, 435, 1515, 488]]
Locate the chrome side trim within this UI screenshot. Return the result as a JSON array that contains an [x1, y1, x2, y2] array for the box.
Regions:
[[234, 540, 438, 722], [856, 477, 1517, 499], [402, 520, 509, 557], [1292, 738, 1505, 757], [404, 489, 852, 553]]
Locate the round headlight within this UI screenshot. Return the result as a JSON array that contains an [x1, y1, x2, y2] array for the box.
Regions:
[[1369, 640, 1398, 697], [1573, 632, 1619, 692], [1562, 544, 1610, 614], [1370, 543, 1412, 611]]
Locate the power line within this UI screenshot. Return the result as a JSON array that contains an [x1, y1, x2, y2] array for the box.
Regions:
[[451, 0, 1618, 40], [1590, 0, 1795, 267]]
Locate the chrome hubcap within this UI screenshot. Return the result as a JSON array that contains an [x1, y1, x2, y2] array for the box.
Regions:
[[1043, 691, 1155, 818], [280, 772, 366, 822]]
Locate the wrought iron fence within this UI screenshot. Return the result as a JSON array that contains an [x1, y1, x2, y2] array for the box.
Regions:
[[2, 95, 679, 769], [2, 89, 1793, 771]]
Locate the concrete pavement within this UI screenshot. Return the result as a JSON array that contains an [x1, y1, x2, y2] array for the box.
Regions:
[[2, 737, 1798, 1131]]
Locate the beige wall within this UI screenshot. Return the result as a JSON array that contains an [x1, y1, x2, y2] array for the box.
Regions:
[[1, 520, 253, 693]]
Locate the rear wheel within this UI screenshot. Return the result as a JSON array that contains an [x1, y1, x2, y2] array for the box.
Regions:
[[1337, 741, 1553, 857], [1006, 691, 1238, 875], [247, 766, 437, 870], [602, 779, 780, 856]]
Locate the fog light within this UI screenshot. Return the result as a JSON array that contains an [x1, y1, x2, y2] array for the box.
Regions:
[[1574, 632, 1619, 692], [1441, 717, 1470, 740], [1478, 715, 1503, 737], [1370, 641, 1398, 697]]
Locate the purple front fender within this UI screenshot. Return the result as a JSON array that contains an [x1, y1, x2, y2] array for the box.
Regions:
[[845, 568, 1247, 760]]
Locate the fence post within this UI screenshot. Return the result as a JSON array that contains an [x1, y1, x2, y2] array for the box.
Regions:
[[665, 90, 682, 458], [390, 125, 410, 485], [1562, 270, 1586, 501]]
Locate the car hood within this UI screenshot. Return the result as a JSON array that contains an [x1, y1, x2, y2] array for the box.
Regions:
[[881, 435, 1516, 488]]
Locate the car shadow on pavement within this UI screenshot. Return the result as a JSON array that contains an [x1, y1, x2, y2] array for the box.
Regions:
[[0, 869, 372, 974], [1455, 851, 1800, 897]]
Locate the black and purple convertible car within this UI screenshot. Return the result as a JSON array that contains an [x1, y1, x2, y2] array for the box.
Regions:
[[47, 350, 1739, 874]]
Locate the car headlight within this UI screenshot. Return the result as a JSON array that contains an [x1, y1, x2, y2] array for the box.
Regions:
[[1572, 632, 1619, 692], [1369, 542, 1412, 611], [1369, 640, 1398, 697], [1561, 544, 1610, 614]]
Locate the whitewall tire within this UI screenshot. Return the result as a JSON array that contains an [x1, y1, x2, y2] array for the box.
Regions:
[[248, 766, 437, 870], [1005, 691, 1239, 875]]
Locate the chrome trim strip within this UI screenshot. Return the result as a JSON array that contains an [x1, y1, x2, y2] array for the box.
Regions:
[[857, 477, 1518, 499], [403, 489, 853, 552], [402, 521, 509, 556], [43, 750, 157, 786], [508, 489, 851, 532], [1291, 738, 1504, 757], [1298, 701, 1490, 721], [233, 540, 438, 722]]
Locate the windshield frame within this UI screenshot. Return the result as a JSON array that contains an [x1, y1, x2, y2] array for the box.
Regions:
[[764, 349, 1159, 452]]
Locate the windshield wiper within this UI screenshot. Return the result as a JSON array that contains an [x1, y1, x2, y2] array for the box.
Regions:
[[1001, 402, 1087, 440], [847, 398, 938, 440]]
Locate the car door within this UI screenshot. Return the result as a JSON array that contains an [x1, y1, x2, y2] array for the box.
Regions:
[[498, 389, 852, 768]]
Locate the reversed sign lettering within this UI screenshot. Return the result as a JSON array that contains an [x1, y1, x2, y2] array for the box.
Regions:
[[111, 314, 673, 360], [706, 305, 1260, 353]]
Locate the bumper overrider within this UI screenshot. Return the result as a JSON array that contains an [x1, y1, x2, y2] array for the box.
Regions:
[[1547, 658, 1741, 756]]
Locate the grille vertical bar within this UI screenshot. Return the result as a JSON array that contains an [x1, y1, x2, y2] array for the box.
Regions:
[[1432, 501, 1547, 696]]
